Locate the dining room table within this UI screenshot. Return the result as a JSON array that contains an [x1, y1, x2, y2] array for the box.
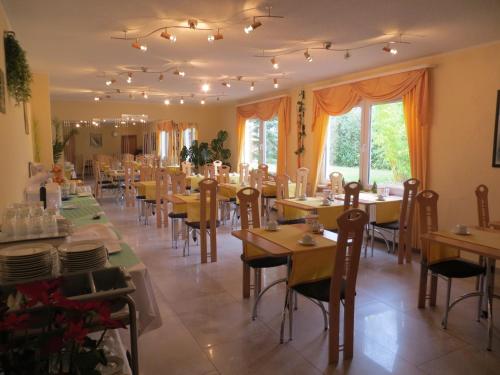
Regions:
[[232, 223, 347, 363], [419, 226, 500, 350]]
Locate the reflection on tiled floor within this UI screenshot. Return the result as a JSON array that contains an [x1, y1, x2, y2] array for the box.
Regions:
[[100, 198, 500, 375]]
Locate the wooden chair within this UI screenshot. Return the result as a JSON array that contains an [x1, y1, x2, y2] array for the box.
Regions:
[[416, 190, 485, 328], [93, 161, 118, 199], [122, 153, 134, 163], [239, 163, 249, 185], [295, 167, 309, 198], [123, 162, 136, 208], [286, 208, 369, 363], [258, 163, 269, 181], [151, 168, 170, 228], [370, 178, 420, 261], [181, 161, 192, 176], [275, 174, 306, 226], [213, 160, 222, 176], [169, 173, 188, 248], [185, 178, 219, 263], [343, 181, 361, 210], [218, 165, 231, 183], [475, 184, 490, 228], [249, 169, 263, 217], [329, 172, 344, 195], [238, 187, 288, 317]]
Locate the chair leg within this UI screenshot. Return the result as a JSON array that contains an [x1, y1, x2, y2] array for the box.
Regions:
[[442, 278, 452, 329], [369, 224, 375, 257], [343, 295, 355, 360], [242, 263, 251, 298], [254, 269, 262, 297], [392, 229, 397, 254], [280, 288, 290, 344], [478, 273, 485, 322], [430, 273, 438, 307], [288, 289, 294, 341]]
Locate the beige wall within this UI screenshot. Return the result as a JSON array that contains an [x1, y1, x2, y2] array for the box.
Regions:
[[230, 41, 500, 231], [30, 72, 53, 168], [0, 4, 34, 220], [51, 100, 236, 166]]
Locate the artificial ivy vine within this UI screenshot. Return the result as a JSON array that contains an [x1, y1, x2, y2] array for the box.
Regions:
[[295, 89, 306, 165], [4, 31, 32, 104]]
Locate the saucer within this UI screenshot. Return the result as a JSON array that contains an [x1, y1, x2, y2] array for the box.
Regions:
[[298, 239, 316, 246], [452, 230, 471, 236], [265, 227, 279, 232], [297, 197, 307, 201]]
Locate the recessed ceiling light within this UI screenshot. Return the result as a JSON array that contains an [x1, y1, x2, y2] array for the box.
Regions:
[[180, 97, 184, 104], [94, 96, 101, 101], [75, 123, 81, 128], [200, 99, 206, 105], [164, 99, 170, 105], [201, 83, 210, 92], [270, 57, 279, 70]]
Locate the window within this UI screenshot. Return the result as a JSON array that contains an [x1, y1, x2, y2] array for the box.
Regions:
[[243, 116, 278, 172], [159, 131, 169, 160], [183, 128, 195, 148], [324, 100, 410, 186]]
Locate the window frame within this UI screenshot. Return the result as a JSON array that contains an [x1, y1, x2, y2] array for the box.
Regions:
[[323, 98, 407, 187]]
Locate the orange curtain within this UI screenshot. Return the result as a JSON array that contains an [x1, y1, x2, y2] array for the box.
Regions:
[[236, 96, 291, 174], [311, 68, 430, 193]]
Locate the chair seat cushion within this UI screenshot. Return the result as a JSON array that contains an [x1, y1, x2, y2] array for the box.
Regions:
[[374, 221, 400, 230], [136, 195, 146, 200], [277, 218, 306, 225], [145, 199, 161, 204], [186, 220, 221, 229], [292, 278, 347, 302], [168, 212, 187, 219], [229, 197, 237, 203], [429, 259, 485, 279], [102, 183, 119, 189], [241, 254, 288, 268]]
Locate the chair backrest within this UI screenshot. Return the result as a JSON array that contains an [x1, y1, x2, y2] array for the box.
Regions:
[[218, 165, 231, 183], [395, 178, 420, 263], [136, 155, 145, 165], [239, 163, 249, 185], [249, 169, 263, 193], [124, 162, 135, 207], [213, 160, 222, 176], [155, 168, 170, 227], [199, 178, 218, 263], [140, 165, 153, 182], [237, 187, 261, 230], [171, 173, 186, 194], [295, 167, 309, 197], [275, 174, 290, 200], [343, 182, 361, 210], [329, 172, 344, 195], [475, 184, 490, 228], [334, 208, 369, 300], [181, 161, 192, 176], [258, 164, 269, 181]]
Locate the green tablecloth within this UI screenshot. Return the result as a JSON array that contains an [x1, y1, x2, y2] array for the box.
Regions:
[[61, 196, 140, 268]]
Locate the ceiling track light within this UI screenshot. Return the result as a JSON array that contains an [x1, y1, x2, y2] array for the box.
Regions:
[[344, 50, 351, 59], [94, 96, 101, 101], [158, 74, 164, 81], [304, 49, 312, 62], [105, 79, 116, 86], [180, 97, 184, 104], [273, 78, 279, 89], [222, 81, 231, 88], [164, 99, 170, 105], [173, 69, 185, 77], [250, 81, 255, 91], [160, 29, 176, 42], [127, 73, 133, 83], [131, 39, 147, 51], [208, 28, 223, 42], [270, 57, 279, 70], [142, 92, 148, 99], [244, 17, 262, 34], [382, 44, 398, 55], [201, 83, 210, 92], [200, 99, 206, 105], [188, 19, 198, 29]]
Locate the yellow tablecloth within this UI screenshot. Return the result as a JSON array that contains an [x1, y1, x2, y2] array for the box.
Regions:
[[280, 197, 345, 230], [262, 181, 296, 198], [186, 175, 205, 190], [135, 181, 156, 200]]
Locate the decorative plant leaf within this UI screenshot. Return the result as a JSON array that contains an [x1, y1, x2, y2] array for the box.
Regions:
[[4, 32, 32, 104]]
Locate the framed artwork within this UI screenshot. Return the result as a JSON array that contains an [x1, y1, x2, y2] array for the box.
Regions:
[[90, 133, 103, 148], [0, 69, 5, 114], [492, 90, 500, 167]]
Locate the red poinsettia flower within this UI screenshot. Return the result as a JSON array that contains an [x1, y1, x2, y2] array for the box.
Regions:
[[52, 291, 102, 312], [0, 313, 29, 331], [63, 321, 88, 345], [17, 279, 62, 307]]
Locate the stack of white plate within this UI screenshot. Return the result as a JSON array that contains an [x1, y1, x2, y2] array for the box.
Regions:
[[0, 243, 54, 283], [58, 240, 108, 273]]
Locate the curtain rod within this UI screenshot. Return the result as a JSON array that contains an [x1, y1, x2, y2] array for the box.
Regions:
[[312, 64, 435, 91], [237, 94, 289, 107]]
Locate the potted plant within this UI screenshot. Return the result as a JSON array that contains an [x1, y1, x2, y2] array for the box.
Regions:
[[4, 32, 32, 104], [52, 119, 78, 164], [209, 130, 231, 167]]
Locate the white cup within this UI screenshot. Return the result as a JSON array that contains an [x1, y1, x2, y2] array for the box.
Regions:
[[302, 234, 314, 244], [455, 224, 468, 234]]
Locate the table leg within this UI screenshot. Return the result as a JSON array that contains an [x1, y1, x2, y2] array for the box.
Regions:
[[486, 258, 495, 351], [430, 273, 438, 306], [418, 261, 428, 308]]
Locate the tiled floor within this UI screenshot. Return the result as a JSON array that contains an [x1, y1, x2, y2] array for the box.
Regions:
[[100, 197, 500, 374]]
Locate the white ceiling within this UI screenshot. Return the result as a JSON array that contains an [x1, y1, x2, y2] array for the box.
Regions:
[[3, 0, 500, 104]]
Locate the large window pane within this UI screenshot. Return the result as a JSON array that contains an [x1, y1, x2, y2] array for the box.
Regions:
[[264, 117, 278, 172], [159, 131, 168, 160], [369, 101, 410, 185], [244, 119, 260, 169], [326, 107, 361, 183]]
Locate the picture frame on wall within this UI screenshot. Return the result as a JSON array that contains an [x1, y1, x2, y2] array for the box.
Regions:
[[90, 133, 103, 148], [0, 69, 5, 114], [492, 90, 500, 167]]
